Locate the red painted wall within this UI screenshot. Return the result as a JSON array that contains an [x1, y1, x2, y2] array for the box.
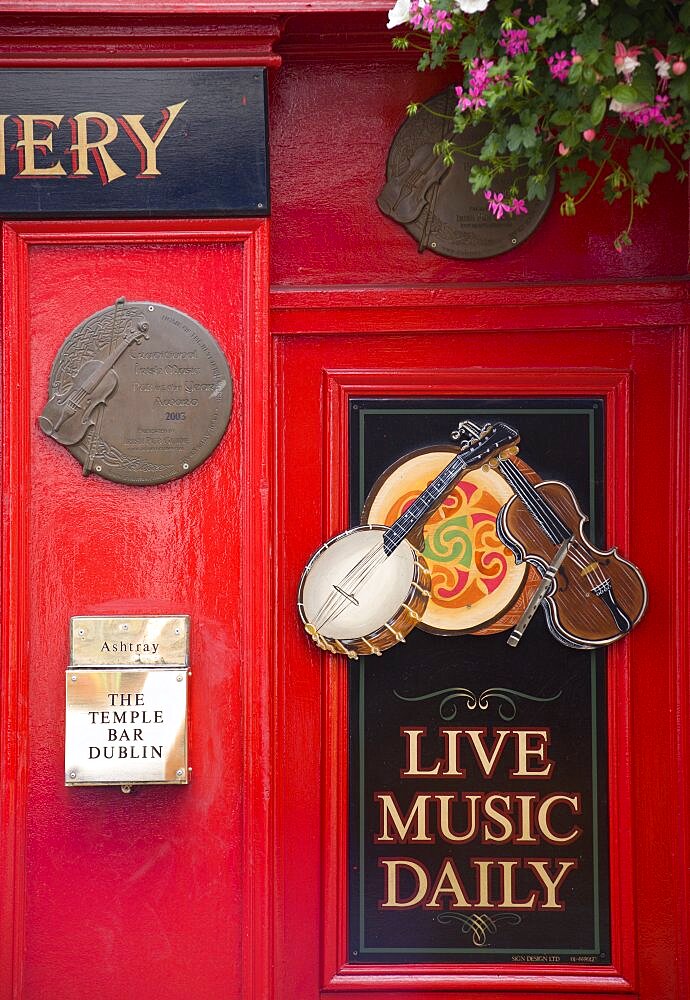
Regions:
[[0, 7, 688, 1000]]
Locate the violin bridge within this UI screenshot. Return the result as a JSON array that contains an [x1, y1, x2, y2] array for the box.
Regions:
[[580, 561, 599, 577]]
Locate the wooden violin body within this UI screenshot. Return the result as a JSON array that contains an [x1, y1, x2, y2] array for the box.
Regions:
[[497, 480, 647, 648]]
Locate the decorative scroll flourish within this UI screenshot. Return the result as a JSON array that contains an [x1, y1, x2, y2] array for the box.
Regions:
[[436, 912, 522, 947], [394, 685, 562, 721]]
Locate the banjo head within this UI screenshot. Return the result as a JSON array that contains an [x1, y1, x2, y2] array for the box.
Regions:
[[299, 525, 419, 643], [363, 448, 534, 634]]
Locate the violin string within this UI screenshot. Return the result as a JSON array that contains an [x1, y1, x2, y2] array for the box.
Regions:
[[498, 460, 571, 543], [496, 459, 611, 592], [497, 461, 569, 544]]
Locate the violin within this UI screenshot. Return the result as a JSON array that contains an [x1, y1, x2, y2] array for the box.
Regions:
[[377, 143, 450, 225], [39, 324, 149, 447], [454, 421, 647, 649]]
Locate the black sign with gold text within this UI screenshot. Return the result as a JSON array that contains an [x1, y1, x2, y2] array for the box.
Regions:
[[348, 398, 610, 965], [0, 69, 268, 217]]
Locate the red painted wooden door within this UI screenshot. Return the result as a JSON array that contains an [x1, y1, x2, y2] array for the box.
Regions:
[[272, 294, 689, 1000], [1, 220, 271, 1000]]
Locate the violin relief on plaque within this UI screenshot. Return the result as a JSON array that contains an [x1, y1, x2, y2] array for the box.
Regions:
[[39, 297, 233, 485]]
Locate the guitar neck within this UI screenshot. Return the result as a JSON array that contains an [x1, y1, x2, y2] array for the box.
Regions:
[[382, 450, 469, 555]]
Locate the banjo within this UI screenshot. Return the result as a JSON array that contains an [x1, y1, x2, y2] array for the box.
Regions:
[[298, 422, 520, 659]]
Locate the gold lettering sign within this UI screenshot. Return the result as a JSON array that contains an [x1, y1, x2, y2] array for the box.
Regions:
[[70, 615, 190, 666], [65, 668, 189, 787]]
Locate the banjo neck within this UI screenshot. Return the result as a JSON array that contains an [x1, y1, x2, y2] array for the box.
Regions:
[[382, 422, 519, 556]]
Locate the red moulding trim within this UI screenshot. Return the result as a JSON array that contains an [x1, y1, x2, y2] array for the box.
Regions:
[[319, 369, 636, 994]]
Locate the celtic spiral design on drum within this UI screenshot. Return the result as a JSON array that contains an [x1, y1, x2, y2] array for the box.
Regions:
[[394, 685, 562, 722], [436, 912, 522, 947], [421, 481, 510, 605]]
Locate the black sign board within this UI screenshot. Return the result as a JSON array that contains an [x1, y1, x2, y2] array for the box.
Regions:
[[348, 398, 610, 965], [0, 69, 268, 217]]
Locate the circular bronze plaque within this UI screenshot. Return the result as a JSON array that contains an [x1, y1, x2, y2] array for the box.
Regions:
[[39, 299, 233, 486], [378, 88, 555, 258]]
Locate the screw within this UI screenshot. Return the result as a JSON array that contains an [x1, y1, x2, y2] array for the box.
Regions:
[[69, 771, 76, 779], [176, 674, 183, 682], [257, 202, 264, 209], [511, 238, 517, 244], [148, 305, 155, 311], [182, 463, 189, 471], [71, 674, 77, 682], [176, 769, 184, 777], [174, 627, 180, 634], [95, 465, 102, 472], [77, 628, 85, 636], [121, 784, 132, 794], [431, 242, 437, 248]]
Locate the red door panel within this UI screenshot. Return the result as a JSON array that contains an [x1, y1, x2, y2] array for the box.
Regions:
[[274, 317, 688, 1000], [1, 220, 270, 1000]]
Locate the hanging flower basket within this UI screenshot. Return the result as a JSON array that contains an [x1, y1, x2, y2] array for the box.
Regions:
[[387, 0, 690, 250]]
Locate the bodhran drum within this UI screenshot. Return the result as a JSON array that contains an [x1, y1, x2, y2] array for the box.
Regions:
[[363, 447, 539, 635]]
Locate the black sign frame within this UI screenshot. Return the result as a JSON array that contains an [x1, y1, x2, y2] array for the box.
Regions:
[[348, 398, 611, 966]]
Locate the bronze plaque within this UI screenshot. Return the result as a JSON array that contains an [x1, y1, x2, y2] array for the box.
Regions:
[[39, 298, 233, 485], [378, 88, 555, 258], [65, 667, 189, 786]]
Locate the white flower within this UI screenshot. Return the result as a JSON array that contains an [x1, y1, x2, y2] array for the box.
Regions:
[[387, 0, 411, 28], [453, 0, 491, 13], [656, 57, 671, 80], [610, 98, 643, 113], [620, 55, 640, 77]]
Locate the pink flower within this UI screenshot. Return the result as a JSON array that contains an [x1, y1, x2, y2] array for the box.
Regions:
[[548, 50, 572, 82], [500, 26, 529, 57], [435, 9, 453, 32], [456, 58, 499, 111], [558, 142, 570, 156], [653, 48, 671, 90], [485, 191, 528, 220], [583, 128, 596, 141], [614, 41, 642, 83]]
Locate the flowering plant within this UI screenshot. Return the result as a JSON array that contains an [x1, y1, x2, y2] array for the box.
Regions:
[[388, 0, 690, 249]]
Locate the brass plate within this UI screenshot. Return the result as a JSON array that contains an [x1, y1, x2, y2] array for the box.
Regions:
[[39, 299, 233, 485], [70, 615, 189, 666], [65, 668, 189, 786], [378, 87, 555, 258]]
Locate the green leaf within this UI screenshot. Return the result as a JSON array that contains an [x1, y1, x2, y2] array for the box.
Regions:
[[559, 169, 589, 196], [680, 2, 690, 30], [590, 93, 607, 126], [610, 11, 640, 38], [506, 123, 537, 152], [458, 34, 479, 61], [627, 144, 670, 186], [611, 83, 640, 105], [526, 174, 548, 200]]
